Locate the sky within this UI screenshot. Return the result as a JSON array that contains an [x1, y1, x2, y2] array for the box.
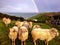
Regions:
[[0, 0, 60, 13]]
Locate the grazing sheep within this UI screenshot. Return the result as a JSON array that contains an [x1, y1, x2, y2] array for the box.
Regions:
[[9, 26, 18, 45], [31, 26, 59, 45], [2, 17, 11, 26], [18, 26, 28, 45]]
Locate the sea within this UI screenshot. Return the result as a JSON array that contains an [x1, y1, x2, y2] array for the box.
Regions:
[[7, 13, 38, 19]]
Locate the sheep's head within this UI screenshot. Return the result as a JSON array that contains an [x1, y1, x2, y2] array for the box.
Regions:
[[15, 21, 23, 27], [9, 28, 14, 32], [28, 21, 32, 29], [13, 26, 18, 32], [33, 25, 41, 29], [2, 17, 7, 24], [7, 18, 11, 23], [19, 26, 28, 33], [50, 28, 59, 37]]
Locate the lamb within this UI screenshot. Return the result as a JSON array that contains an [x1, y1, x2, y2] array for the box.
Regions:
[[31, 25, 59, 45], [2, 17, 11, 26], [9, 26, 18, 45], [18, 26, 28, 45]]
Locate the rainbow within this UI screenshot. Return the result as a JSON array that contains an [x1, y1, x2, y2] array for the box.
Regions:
[[31, 0, 39, 13]]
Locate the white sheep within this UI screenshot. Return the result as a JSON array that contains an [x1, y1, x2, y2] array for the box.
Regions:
[[31, 26, 59, 45], [2, 17, 6, 22], [15, 21, 32, 30], [6, 18, 11, 26], [22, 21, 32, 30], [9, 26, 18, 45], [2, 17, 7, 24], [28, 21, 32, 29], [18, 26, 28, 45], [2, 17, 11, 26], [15, 21, 23, 27]]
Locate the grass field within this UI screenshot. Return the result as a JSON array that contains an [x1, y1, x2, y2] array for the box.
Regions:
[[0, 18, 60, 45]]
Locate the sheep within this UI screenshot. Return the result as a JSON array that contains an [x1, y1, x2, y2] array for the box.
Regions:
[[2, 17, 6, 22], [6, 18, 11, 26], [2, 17, 7, 24], [31, 26, 59, 45], [22, 21, 32, 30], [9, 26, 18, 45], [15, 21, 32, 30], [28, 21, 32, 29], [2, 17, 11, 26], [15, 21, 23, 28], [18, 26, 28, 45]]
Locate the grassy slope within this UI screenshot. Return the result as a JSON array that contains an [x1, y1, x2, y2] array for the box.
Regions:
[[27, 12, 60, 45], [0, 12, 60, 45], [0, 19, 60, 45]]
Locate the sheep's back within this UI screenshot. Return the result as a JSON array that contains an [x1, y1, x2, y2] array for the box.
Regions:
[[31, 28, 51, 40]]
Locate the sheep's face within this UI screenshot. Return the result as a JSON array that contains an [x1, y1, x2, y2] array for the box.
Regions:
[[28, 21, 32, 29], [50, 28, 59, 37]]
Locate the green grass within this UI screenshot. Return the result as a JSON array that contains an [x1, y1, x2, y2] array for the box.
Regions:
[[0, 19, 60, 45]]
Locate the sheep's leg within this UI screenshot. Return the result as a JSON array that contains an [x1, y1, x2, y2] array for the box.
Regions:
[[24, 41, 26, 45], [12, 40, 15, 45], [45, 40, 48, 45], [13, 41, 15, 45], [33, 40, 36, 45], [12, 40, 14, 45], [21, 41, 23, 45]]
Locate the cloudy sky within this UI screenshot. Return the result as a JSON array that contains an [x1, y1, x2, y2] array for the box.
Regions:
[[0, 0, 60, 13]]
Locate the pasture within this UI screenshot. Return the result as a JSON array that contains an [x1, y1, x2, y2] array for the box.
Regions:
[[0, 18, 60, 45]]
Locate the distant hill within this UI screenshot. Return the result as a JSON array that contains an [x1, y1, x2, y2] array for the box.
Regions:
[[0, 12, 60, 45], [0, 12, 25, 21], [7, 13, 37, 19], [28, 12, 60, 21]]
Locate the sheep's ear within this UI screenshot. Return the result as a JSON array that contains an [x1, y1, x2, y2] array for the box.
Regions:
[[50, 28, 57, 34], [50, 29, 55, 32]]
